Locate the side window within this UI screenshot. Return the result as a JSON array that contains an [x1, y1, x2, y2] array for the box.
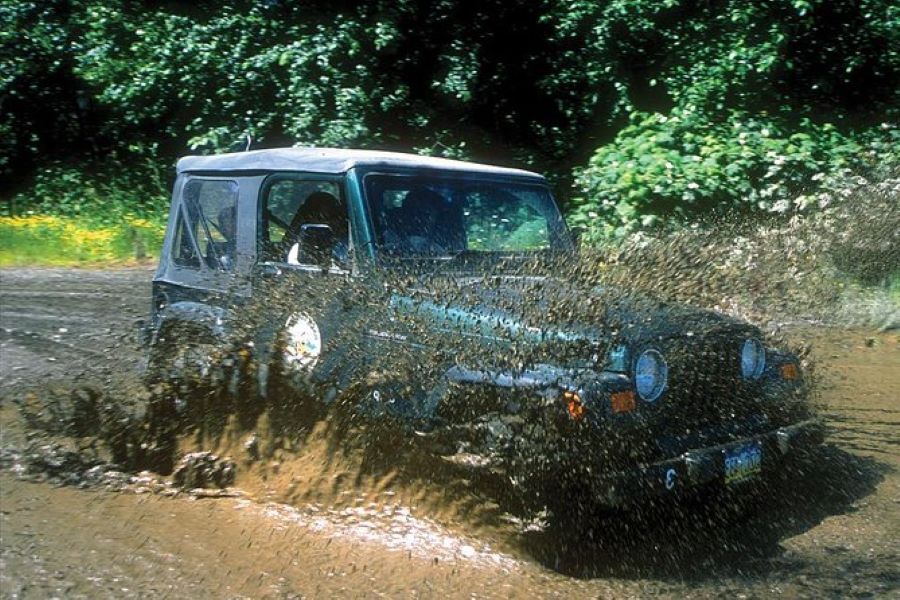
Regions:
[[172, 179, 239, 270], [261, 179, 347, 265], [173, 212, 201, 267]]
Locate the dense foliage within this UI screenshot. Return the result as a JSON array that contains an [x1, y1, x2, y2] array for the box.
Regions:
[[2, 0, 898, 236], [570, 112, 898, 238], [567, 0, 900, 236]]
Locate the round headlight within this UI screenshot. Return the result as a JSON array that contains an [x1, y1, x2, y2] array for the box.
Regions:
[[741, 338, 766, 379], [634, 349, 668, 402]]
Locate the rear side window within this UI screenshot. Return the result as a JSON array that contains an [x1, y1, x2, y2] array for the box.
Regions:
[[173, 179, 239, 270], [172, 212, 201, 267]]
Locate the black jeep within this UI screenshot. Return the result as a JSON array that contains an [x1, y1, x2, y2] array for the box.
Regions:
[[144, 147, 822, 512]]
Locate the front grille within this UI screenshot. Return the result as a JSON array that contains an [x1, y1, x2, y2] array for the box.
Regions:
[[656, 332, 762, 434]]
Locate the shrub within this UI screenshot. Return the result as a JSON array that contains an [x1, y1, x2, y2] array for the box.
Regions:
[[569, 112, 898, 240], [4, 156, 170, 223], [0, 214, 165, 265], [0, 158, 169, 265]]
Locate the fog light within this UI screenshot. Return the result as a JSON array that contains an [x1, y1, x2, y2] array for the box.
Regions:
[[564, 390, 585, 421], [611, 390, 636, 414], [634, 349, 668, 401]]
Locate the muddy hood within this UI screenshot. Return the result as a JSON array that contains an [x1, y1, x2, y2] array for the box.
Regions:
[[387, 274, 757, 367]]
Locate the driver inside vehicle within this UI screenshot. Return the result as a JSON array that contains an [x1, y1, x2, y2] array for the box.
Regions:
[[384, 188, 463, 255], [285, 191, 350, 266]]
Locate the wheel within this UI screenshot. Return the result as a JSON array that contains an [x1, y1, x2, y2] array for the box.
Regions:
[[264, 327, 325, 442], [143, 324, 230, 468]]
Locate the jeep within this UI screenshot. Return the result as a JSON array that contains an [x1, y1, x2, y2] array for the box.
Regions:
[[144, 147, 823, 512]]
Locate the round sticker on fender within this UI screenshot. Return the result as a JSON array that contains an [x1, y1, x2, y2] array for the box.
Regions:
[[283, 313, 322, 370]]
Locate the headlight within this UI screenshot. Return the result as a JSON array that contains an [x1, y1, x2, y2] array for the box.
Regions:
[[741, 338, 766, 379], [634, 349, 668, 402]]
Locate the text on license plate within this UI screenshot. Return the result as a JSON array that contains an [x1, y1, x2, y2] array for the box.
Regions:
[[724, 441, 762, 485]]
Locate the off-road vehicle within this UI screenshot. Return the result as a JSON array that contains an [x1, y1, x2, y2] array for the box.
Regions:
[[143, 147, 823, 510]]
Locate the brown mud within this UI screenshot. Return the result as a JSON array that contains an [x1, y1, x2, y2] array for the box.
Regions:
[[1, 267, 898, 598]]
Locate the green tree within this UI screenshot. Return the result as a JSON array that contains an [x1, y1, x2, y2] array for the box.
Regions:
[[2, 0, 897, 234]]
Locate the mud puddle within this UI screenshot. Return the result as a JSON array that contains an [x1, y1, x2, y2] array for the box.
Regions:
[[0, 473, 554, 599]]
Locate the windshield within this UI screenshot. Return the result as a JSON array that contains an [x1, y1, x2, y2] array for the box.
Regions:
[[364, 173, 572, 258]]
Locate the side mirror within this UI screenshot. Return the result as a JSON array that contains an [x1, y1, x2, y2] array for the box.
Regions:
[[299, 223, 336, 267]]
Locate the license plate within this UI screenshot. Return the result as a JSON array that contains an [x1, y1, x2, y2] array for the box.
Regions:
[[724, 441, 762, 485]]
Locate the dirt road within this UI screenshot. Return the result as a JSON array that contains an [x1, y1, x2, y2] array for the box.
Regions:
[[1, 268, 898, 598]]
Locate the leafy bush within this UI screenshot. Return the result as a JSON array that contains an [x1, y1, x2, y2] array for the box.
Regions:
[[2, 0, 898, 254], [68, 1, 597, 162], [0, 214, 165, 265], [0, 0, 89, 179], [3, 156, 170, 224], [569, 112, 898, 239], [0, 156, 169, 265]]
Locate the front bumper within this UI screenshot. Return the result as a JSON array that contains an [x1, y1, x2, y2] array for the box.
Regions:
[[594, 418, 825, 507]]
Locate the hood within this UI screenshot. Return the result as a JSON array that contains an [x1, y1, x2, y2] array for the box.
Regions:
[[387, 273, 757, 369]]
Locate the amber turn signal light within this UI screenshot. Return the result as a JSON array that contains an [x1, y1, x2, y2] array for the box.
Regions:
[[781, 363, 798, 380], [611, 390, 636, 414], [564, 390, 585, 421]]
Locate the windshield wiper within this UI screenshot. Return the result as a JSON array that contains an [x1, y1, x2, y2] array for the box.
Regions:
[[421, 249, 490, 279], [445, 248, 485, 263]]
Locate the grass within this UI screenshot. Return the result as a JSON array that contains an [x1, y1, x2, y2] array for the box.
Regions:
[[0, 215, 165, 267]]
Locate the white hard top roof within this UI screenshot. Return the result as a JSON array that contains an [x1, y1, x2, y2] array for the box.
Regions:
[[176, 147, 544, 179]]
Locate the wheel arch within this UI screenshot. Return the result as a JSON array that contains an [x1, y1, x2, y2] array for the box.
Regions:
[[149, 301, 231, 348]]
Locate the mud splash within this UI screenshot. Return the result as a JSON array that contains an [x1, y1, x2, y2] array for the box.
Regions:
[[10, 176, 898, 524], [1, 174, 897, 596], [0, 424, 518, 573], [3, 327, 896, 598], [588, 172, 899, 330], [148, 178, 897, 525]]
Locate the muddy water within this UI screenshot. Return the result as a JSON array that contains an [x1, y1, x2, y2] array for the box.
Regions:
[[1, 268, 898, 598], [1, 473, 564, 598]]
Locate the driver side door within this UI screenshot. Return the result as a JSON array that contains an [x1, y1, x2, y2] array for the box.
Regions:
[[253, 174, 367, 406]]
